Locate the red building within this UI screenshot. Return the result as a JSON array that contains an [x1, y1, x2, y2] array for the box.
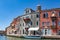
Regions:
[[38, 6, 60, 36]]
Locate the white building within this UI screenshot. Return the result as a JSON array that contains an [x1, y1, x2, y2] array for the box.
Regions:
[[19, 8, 40, 36], [6, 5, 41, 36]]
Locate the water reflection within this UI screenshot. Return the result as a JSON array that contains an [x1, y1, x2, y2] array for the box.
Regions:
[[0, 36, 60, 40], [6, 36, 40, 40], [6, 36, 60, 40]]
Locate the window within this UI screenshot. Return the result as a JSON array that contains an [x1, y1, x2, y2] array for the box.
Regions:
[[37, 21, 38, 26], [42, 22, 50, 26], [14, 31, 17, 34], [43, 12, 48, 18], [42, 22, 44, 26], [26, 10, 29, 14], [23, 23, 24, 26], [46, 22, 50, 26], [45, 13, 48, 18], [58, 21, 60, 26], [23, 30, 24, 34], [43, 14, 45, 18], [52, 20, 56, 26], [36, 14, 39, 18], [45, 29, 47, 35], [20, 24, 21, 26], [30, 21, 32, 25], [12, 26, 15, 29], [58, 30, 60, 35], [31, 15, 32, 19], [58, 12, 60, 17], [12, 31, 14, 33]]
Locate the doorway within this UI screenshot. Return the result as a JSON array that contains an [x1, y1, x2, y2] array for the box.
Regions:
[[42, 29, 51, 36]]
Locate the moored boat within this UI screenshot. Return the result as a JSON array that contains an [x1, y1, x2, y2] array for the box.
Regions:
[[23, 35, 41, 39]]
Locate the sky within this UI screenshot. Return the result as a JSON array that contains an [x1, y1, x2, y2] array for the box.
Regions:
[[0, 0, 60, 30]]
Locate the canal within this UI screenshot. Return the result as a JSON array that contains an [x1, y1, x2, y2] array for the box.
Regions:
[[0, 36, 60, 40]]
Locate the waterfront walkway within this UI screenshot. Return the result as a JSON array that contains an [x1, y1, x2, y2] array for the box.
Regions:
[[42, 35, 60, 38]]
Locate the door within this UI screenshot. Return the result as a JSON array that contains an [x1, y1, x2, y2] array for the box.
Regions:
[[45, 29, 48, 35], [42, 29, 51, 36]]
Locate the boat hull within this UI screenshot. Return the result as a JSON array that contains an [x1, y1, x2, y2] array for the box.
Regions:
[[23, 36, 41, 39]]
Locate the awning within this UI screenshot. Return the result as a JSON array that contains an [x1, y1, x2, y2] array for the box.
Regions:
[[28, 27, 39, 31], [23, 18, 31, 23]]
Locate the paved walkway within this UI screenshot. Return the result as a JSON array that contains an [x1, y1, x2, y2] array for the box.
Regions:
[[42, 35, 60, 38]]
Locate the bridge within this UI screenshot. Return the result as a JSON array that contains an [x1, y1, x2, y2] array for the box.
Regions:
[[0, 30, 6, 36]]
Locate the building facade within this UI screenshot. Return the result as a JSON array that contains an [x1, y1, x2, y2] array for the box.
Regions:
[[6, 5, 60, 36], [6, 5, 40, 36], [40, 8, 60, 36], [19, 8, 40, 36], [6, 16, 20, 36]]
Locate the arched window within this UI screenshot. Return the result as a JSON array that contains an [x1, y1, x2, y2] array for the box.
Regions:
[[43, 12, 48, 18], [30, 21, 32, 25], [43, 14, 45, 18], [36, 14, 39, 18], [45, 13, 48, 18], [37, 21, 38, 26]]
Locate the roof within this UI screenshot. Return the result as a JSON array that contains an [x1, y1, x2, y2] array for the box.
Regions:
[[24, 8, 35, 12], [21, 11, 40, 17], [41, 8, 60, 12]]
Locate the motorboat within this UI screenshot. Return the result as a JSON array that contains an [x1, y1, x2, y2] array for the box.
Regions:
[[23, 35, 41, 39]]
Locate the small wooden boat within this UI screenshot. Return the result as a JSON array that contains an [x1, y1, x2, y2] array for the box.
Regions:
[[23, 35, 41, 39]]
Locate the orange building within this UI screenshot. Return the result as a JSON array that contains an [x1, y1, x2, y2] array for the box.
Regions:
[[39, 7, 60, 36]]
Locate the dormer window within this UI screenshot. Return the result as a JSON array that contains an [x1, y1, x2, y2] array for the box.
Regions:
[[25, 8, 32, 14], [25, 8, 35, 14], [26, 10, 29, 13]]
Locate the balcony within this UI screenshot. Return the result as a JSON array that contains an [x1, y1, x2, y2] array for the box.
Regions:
[[11, 24, 15, 29], [23, 17, 31, 23], [51, 25, 56, 29], [51, 13, 57, 20]]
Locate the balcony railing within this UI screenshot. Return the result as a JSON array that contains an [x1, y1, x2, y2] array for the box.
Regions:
[[23, 17, 31, 23], [51, 13, 57, 20], [51, 16, 57, 20], [51, 25, 56, 29]]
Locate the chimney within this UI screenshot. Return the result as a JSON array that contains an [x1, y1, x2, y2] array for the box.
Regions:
[[36, 4, 41, 12]]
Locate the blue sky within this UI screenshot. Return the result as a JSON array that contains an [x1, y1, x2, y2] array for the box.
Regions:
[[0, 0, 60, 30]]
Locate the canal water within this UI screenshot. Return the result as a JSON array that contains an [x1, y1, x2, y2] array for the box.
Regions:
[[0, 36, 60, 40]]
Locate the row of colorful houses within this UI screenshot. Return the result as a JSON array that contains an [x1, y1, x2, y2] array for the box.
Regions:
[[6, 5, 60, 37]]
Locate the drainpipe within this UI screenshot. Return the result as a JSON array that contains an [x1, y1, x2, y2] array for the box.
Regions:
[[56, 18, 57, 35]]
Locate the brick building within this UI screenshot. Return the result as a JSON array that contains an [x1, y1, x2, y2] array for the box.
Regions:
[[39, 6, 60, 36]]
